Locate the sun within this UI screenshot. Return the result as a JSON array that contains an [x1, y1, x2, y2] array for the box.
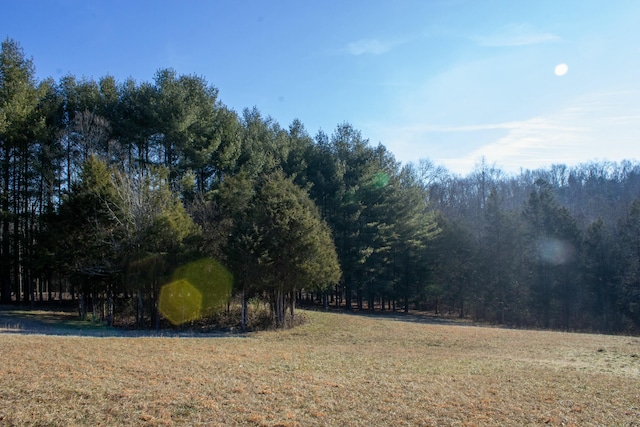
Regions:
[[554, 63, 569, 76]]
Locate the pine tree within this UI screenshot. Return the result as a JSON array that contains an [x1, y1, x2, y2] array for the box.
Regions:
[[522, 180, 581, 328], [582, 218, 618, 331], [615, 199, 640, 330], [0, 38, 40, 303], [222, 171, 340, 327]]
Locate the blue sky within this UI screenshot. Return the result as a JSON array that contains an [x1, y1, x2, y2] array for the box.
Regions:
[[3, 0, 639, 175]]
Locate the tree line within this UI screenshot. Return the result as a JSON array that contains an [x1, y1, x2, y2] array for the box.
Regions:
[[425, 158, 640, 333], [1, 38, 639, 333]]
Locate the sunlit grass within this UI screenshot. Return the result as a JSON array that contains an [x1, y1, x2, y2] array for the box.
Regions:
[[0, 310, 639, 426]]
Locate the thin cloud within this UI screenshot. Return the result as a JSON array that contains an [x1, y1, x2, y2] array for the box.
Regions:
[[405, 120, 586, 134], [452, 119, 588, 172], [369, 90, 640, 175], [385, 118, 588, 174], [442, 91, 640, 173], [374, 119, 586, 140], [346, 39, 393, 55], [340, 35, 414, 56], [473, 23, 560, 47]]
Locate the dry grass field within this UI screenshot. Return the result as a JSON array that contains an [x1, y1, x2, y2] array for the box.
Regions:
[[1, 308, 639, 426]]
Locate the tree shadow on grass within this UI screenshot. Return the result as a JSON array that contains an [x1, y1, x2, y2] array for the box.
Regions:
[[0, 305, 233, 338], [309, 306, 483, 327]]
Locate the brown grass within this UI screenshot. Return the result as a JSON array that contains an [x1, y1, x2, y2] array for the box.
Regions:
[[1, 310, 639, 426]]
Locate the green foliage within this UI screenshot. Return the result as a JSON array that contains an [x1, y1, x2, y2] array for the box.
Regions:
[[218, 170, 341, 326], [522, 180, 581, 328], [255, 171, 341, 291], [301, 124, 440, 311], [53, 155, 201, 323], [55, 155, 120, 286], [1, 38, 41, 303], [0, 38, 37, 129], [4, 37, 640, 334], [431, 216, 476, 318], [475, 189, 527, 324], [615, 199, 640, 329], [159, 258, 233, 325], [149, 68, 224, 188], [582, 218, 618, 331]]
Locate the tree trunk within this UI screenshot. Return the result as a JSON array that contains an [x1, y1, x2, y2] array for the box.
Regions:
[[289, 291, 295, 324], [45, 275, 51, 302], [1, 155, 11, 304], [107, 291, 113, 327], [137, 290, 145, 329], [91, 292, 97, 322], [275, 288, 285, 328], [154, 296, 160, 330], [345, 282, 352, 310], [241, 289, 247, 332], [79, 293, 86, 320]]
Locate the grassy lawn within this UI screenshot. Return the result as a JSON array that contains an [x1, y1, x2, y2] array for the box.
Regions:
[[0, 309, 639, 426]]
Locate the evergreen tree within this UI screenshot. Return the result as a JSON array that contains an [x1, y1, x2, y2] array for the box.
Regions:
[[148, 69, 221, 189], [391, 164, 440, 312], [256, 171, 340, 325], [325, 123, 377, 310], [222, 171, 340, 327], [582, 218, 618, 331], [235, 107, 291, 178], [110, 164, 201, 326], [477, 189, 526, 325], [615, 199, 640, 331], [0, 38, 40, 303], [522, 180, 581, 328], [54, 155, 120, 317], [432, 217, 476, 318]]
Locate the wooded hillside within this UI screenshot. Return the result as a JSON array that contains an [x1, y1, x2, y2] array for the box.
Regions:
[[2, 39, 639, 332]]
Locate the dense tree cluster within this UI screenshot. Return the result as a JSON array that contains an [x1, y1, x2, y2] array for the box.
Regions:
[[425, 159, 640, 333], [1, 39, 639, 333]]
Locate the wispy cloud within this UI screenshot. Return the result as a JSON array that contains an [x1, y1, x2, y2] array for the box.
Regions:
[[346, 38, 393, 55], [438, 91, 640, 173], [406, 120, 586, 134], [445, 118, 588, 173], [367, 90, 640, 175], [339, 35, 414, 56], [473, 23, 560, 47]]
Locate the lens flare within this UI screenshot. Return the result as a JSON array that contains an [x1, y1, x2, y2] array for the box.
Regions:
[[159, 258, 233, 325], [371, 172, 390, 189], [159, 279, 202, 325], [537, 237, 574, 265]]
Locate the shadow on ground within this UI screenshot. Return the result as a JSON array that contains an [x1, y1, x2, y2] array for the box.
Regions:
[[301, 304, 484, 327], [0, 305, 231, 338], [1, 304, 484, 338]]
